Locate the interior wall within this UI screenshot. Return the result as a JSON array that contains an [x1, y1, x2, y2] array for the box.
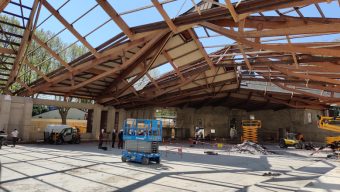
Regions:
[[0, 95, 119, 142], [1, 93, 330, 143], [126, 106, 231, 138], [126, 106, 333, 143], [243, 109, 333, 143], [0, 95, 33, 141]]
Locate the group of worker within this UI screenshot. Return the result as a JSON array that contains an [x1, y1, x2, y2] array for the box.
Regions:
[[98, 128, 124, 149], [0, 129, 19, 148], [1, 127, 125, 150]]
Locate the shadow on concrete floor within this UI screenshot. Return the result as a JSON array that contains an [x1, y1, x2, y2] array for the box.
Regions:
[[0, 143, 338, 192]]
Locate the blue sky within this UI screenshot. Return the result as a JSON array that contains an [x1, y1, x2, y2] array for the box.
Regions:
[[2, 0, 340, 75]]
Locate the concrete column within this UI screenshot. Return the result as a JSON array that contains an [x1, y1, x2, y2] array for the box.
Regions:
[[107, 106, 116, 132], [22, 97, 33, 141], [0, 95, 11, 132], [92, 104, 102, 139], [118, 109, 126, 131], [144, 109, 148, 119], [148, 107, 155, 119]]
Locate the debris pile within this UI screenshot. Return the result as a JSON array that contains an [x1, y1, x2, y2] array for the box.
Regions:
[[231, 141, 271, 155]]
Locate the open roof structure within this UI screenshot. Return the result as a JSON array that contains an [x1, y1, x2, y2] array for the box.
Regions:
[[0, 0, 340, 110]]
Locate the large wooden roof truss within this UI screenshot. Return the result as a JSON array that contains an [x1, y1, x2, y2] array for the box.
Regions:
[[0, 0, 339, 110]]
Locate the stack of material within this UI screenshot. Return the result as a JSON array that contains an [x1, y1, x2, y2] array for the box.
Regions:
[[231, 141, 271, 155], [241, 120, 261, 143]]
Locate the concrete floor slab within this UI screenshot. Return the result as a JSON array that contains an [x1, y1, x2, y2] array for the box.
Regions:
[[0, 143, 339, 192]]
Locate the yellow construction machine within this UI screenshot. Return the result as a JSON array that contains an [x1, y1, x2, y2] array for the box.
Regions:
[[279, 132, 304, 149], [317, 115, 340, 150], [241, 120, 261, 143]]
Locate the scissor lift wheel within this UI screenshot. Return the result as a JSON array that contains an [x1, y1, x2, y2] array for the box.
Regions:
[[142, 157, 149, 165]]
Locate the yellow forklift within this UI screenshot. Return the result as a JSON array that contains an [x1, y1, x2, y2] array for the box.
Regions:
[[279, 132, 304, 149]]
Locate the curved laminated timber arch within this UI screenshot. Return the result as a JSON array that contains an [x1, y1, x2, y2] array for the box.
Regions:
[[0, 0, 339, 111]]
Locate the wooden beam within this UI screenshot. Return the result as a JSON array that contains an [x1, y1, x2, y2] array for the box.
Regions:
[[16, 78, 32, 94], [188, 28, 216, 70], [286, 35, 299, 69], [151, 72, 203, 99], [19, 31, 157, 96], [42, 0, 100, 58], [190, 0, 201, 15], [202, 22, 340, 57], [67, 31, 168, 92], [286, 83, 339, 94], [244, 0, 331, 15], [237, 42, 252, 70], [271, 64, 340, 85], [95, 31, 170, 100], [264, 95, 325, 110], [0, 0, 10, 12], [113, 32, 171, 98], [0, 25, 17, 52], [122, 79, 139, 97], [25, 58, 51, 83], [270, 81, 340, 102], [96, 0, 134, 39], [162, 50, 185, 81], [242, 23, 340, 38], [0, 47, 16, 54], [211, 16, 340, 30], [152, 0, 177, 33], [6, 0, 40, 89], [32, 35, 72, 71], [33, 98, 96, 109], [224, 0, 249, 22], [146, 72, 161, 91]]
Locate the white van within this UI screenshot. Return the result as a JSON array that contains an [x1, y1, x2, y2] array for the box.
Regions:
[[44, 124, 80, 144], [45, 124, 71, 133]]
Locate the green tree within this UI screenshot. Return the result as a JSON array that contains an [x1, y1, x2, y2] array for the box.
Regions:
[[1, 16, 88, 123], [55, 96, 92, 124], [32, 105, 49, 116]]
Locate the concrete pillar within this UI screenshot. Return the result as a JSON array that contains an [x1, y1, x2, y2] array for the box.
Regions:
[[118, 109, 126, 131], [92, 104, 102, 139], [107, 106, 116, 132], [0, 95, 11, 132], [148, 107, 155, 119], [22, 97, 33, 141]]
